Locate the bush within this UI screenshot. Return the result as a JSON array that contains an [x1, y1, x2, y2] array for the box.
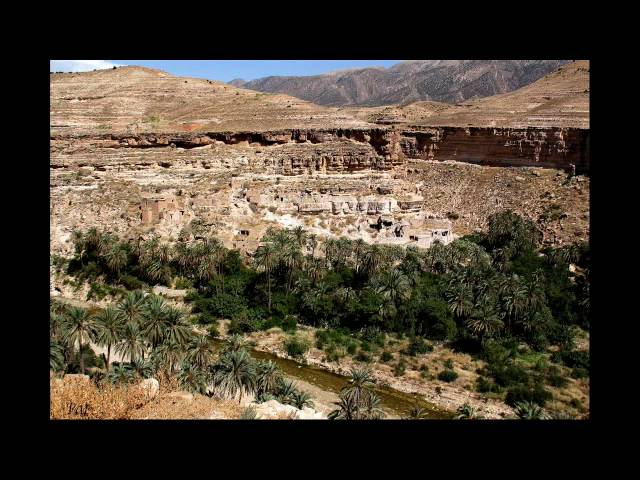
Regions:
[[284, 335, 310, 359], [119, 274, 146, 291], [394, 358, 406, 377], [355, 351, 372, 363], [476, 376, 502, 393], [174, 277, 193, 290], [444, 358, 454, 369], [346, 342, 358, 355], [505, 384, 552, 407], [437, 369, 458, 382], [571, 367, 589, 379], [558, 350, 590, 370], [406, 336, 432, 356], [360, 341, 372, 352], [380, 351, 393, 363], [280, 315, 297, 332], [546, 366, 568, 388], [490, 363, 530, 388]]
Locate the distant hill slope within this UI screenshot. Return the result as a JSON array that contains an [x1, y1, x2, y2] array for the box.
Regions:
[[342, 60, 589, 129], [234, 60, 570, 107], [50, 66, 373, 136]]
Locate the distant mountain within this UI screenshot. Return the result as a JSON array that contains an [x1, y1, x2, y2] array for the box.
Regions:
[[232, 60, 570, 107], [228, 78, 247, 87]]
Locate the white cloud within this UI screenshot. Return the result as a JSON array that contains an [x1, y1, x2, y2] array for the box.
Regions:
[[50, 60, 124, 72]]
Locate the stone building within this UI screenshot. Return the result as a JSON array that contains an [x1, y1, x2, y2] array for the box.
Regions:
[[140, 194, 182, 226]]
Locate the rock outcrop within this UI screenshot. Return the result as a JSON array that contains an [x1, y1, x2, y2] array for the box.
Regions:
[[249, 399, 326, 420]]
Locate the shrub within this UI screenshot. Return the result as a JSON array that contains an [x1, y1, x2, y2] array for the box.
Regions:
[[360, 341, 372, 352], [380, 351, 393, 363], [476, 376, 502, 393], [546, 366, 568, 388], [505, 384, 552, 407], [406, 336, 432, 356], [438, 369, 458, 382], [280, 315, 297, 332], [558, 350, 590, 370], [174, 277, 193, 290], [444, 358, 454, 369], [284, 335, 310, 359], [394, 358, 406, 377], [355, 351, 372, 363], [346, 342, 358, 355], [570, 367, 589, 379], [490, 363, 530, 388], [119, 274, 146, 291]]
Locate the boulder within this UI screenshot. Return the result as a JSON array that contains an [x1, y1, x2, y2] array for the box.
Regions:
[[251, 400, 326, 420], [139, 378, 160, 400]]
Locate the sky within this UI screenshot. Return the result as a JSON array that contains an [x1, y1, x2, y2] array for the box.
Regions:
[[49, 60, 402, 82]]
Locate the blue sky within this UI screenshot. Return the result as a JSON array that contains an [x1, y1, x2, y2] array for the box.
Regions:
[[50, 60, 402, 82]]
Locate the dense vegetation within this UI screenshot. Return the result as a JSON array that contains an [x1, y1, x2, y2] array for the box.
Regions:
[[54, 210, 589, 413]]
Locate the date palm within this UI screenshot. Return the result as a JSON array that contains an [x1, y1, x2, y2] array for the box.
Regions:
[[117, 290, 146, 327], [141, 295, 168, 348], [291, 390, 314, 409], [446, 284, 474, 320], [108, 363, 136, 385], [342, 367, 377, 408], [94, 306, 124, 371], [405, 405, 429, 420], [129, 358, 154, 379], [210, 349, 257, 403], [466, 302, 504, 340], [164, 307, 193, 346], [186, 334, 216, 368], [256, 360, 282, 397], [63, 307, 98, 374], [103, 243, 128, 275], [151, 340, 184, 374], [253, 242, 277, 311], [50, 341, 65, 372], [115, 322, 146, 364], [177, 362, 208, 395]]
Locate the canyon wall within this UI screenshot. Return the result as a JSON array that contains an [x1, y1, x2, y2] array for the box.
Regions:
[[400, 127, 589, 173]]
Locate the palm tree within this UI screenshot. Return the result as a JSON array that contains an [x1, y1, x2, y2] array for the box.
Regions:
[[108, 363, 136, 385], [372, 269, 411, 304], [256, 360, 282, 397], [151, 340, 185, 375], [454, 402, 481, 419], [275, 378, 299, 405], [405, 405, 429, 420], [224, 334, 249, 353], [342, 367, 377, 408], [140, 295, 168, 348], [129, 358, 154, 379], [164, 307, 193, 347], [328, 394, 359, 420], [291, 390, 315, 409], [446, 284, 474, 320], [514, 401, 549, 420], [94, 306, 124, 371], [466, 302, 504, 340], [360, 390, 385, 419], [117, 290, 146, 326], [292, 226, 307, 248], [115, 322, 146, 364], [500, 274, 527, 330], [63, 307, 97, 374], [50, 341, 65, 372], [177, 362, 208, 394], [185, 335, 216, 369], [103, 243, 128, 275], [253, 242, 277, 311], [210, 349, 257, 403]]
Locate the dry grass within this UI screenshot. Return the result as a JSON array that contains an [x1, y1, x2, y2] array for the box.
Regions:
[[50, 372, 243, 420], [50, 376, 149, 419]]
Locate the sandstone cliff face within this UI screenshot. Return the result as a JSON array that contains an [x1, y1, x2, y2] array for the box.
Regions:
[[400, 127, 589, 173]]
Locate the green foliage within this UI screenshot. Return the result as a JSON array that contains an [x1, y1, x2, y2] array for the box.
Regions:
[[438, 369, 458, 382], [284, 334, 310, 359], [393, 358, 406, 377], [505, 384, 552, 407], [444, 358, 454, 369], [406, 336, 432, 356], [476, 376, 502, 393], [380, 351, 394, 363], [570, 367, 589, 379]]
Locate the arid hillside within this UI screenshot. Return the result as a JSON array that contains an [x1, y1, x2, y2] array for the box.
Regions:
[[343, 60, 589, 129]]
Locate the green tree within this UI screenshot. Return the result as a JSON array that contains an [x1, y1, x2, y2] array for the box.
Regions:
[[94, 306, 124, 371], [62, 307, 98, 374], [115, 322, 146, 364], [210, 349, 257, 403], [253, 242, 277, 311]]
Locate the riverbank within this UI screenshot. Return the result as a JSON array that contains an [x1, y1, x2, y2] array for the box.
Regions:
[[217, 321, 514, 419]]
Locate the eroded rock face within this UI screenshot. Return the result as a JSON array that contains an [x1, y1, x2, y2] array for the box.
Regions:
[[400, 127, 589, 174]]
